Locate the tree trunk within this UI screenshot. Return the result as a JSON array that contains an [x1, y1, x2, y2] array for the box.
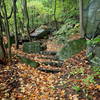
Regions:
[[62, 0, 66, 13], [79, 0, 85, 37], [2, 0, 11, 58], [54, 0, 58, 30], [0, 14, 6, 60], [12, 0, 19, 49], [22, 0, 31, 41]]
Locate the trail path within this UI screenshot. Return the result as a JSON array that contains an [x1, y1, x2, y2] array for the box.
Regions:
[[0, 37, 99, 100]]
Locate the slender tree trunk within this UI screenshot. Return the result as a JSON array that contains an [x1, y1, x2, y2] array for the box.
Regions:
[[48, 0, 51, 25], [79, 0, 85, 37], [62, 0, 65, 13], [22, 0, 31, 41], [12, 0, 19, 49], [0, 3, 5, 59], [0, 14, 6, 59], [54, 0, 58, 30], [20, 19, 24, 34], [2, 0, 11, 58], [31, 10, 34, 28], [0, 35, 6, 59]]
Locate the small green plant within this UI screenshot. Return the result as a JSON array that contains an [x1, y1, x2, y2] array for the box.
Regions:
[[82, 75, 96, 86], [87, 36, 100, 46], [70, 67, 85, 75], [53, 18, 79, 44], [92, 66, 100, 73], [72, 86, 81, 92], [91, 66, 100, 76], [86, 36, 100, 65]]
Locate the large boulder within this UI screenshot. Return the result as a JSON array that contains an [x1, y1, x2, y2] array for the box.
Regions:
[[57, 38, 87, 60], [83, 0, 100, 39], [30, 26, 51, 39]]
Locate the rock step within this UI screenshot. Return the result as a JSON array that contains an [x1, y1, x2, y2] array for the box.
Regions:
[[41, 61, 63, 67], [34, 51, 57, 56], [37, 56, 63, 62], [37, 67, 61, 74]]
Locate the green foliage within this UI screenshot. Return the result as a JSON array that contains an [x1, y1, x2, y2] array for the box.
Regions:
[[82, 75, 96, 86], [91, 65, 100, 76], [91, 57, 100, 67], [92, 66, 100, 73], [86, 36, 100, 66], [87, 37, 100, 46], [70, 67, 85, 75], [4, 0, 79, 33], [28, 1, 45, 14], [72, 86, 81, 92], [54, 19, 79, 44], [93, 38, 100, 44]]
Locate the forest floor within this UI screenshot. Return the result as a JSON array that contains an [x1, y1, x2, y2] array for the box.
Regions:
[[0, 34, 100, 100]]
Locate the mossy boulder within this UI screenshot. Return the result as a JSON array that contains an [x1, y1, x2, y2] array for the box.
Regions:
[[57, 38, 86, 60], [23, 42, 46, 53], [17, 56, 39, 68]]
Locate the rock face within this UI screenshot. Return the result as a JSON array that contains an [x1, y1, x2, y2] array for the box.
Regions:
[[83, 0, 100, 66], [30, 26, 51, 39], [23, 42, 46, 53], [83, 0, 100, 39], [57, 38, 86, 60]]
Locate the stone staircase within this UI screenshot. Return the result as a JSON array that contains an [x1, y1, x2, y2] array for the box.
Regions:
[[21, 38, 64, 73], [33, 51, 64, 73]]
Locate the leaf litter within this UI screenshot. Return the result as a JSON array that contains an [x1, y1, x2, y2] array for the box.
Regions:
[[0, 38, 99, 100]]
